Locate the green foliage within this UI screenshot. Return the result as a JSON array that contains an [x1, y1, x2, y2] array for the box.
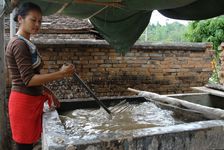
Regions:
[[185, 15, 224, 51], [185, 15, 224, 84], [139, 22, 189, 42]]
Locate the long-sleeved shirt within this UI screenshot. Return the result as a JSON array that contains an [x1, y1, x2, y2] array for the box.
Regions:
[[6, 37, 43, 96]]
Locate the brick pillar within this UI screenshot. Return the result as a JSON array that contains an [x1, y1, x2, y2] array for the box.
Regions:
[[219, 43, 224, 84], [221, 43, 224, 51]]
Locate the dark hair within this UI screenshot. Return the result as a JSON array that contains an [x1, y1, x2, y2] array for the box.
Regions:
[[14, 2, 42, 22]]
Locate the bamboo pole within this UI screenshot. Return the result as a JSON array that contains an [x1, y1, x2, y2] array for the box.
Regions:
[[128, 88, 224, 120]]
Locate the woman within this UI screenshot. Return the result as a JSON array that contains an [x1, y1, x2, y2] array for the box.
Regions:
[[5, 2, 75, 150]]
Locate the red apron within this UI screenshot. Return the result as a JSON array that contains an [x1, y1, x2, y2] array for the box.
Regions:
[[8, 91, 47, 144]]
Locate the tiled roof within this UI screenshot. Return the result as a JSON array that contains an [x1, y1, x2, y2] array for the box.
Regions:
[[41, 14, 93, 30], [4, 14, 102, 40]]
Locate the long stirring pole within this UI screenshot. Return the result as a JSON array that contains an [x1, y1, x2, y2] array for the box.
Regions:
[[73, 73, 111, 114]]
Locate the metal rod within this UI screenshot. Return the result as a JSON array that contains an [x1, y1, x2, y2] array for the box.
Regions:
[[73, 73, 111, 114], [109, 100, 126, 112]]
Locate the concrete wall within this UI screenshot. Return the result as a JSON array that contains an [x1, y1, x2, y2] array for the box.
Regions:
[[42, 108, 224, 150], [29, 39, 213, 99]]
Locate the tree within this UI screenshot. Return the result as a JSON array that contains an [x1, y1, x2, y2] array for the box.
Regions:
[[139, 22, 188, 42], [185, 15, 224, 84], [185, 15, 224, 54]]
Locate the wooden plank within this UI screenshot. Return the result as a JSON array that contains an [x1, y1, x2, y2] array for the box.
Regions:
[[0, 14, 9, 150], [192, 86, 224, 98]]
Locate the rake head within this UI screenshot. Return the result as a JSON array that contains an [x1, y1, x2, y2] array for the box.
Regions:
[[110, 100, 131, 113]]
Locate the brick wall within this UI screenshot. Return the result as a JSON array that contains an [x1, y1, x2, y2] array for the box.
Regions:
[[30, 39, 213, 99]]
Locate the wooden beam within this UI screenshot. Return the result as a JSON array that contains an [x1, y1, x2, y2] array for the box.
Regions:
[[128, 88, 224, 120], [0, 14, 10, 150], [192, 86, 224, 98]]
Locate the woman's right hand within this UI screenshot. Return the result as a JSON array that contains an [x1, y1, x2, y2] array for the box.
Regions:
[[60, 63, 75, 77], [27, 63, 76, 86]]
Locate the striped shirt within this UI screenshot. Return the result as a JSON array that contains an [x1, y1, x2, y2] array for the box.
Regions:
[[6, 37, 43, 96]]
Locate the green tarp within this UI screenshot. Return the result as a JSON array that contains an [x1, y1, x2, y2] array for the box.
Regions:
[[91, 9, 152, 52], [12, 0, 224, 52], [159, 0, 224, 20]]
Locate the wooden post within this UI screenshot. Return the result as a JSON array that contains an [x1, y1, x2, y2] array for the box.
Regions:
[[0, 14, 10, 150]]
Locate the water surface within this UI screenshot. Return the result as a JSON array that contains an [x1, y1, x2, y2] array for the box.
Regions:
[[60, 102, 180, 137]]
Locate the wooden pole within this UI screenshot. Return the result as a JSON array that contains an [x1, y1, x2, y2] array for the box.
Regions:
[[0, 14, 9, 150], [128, 88, 224, 120]]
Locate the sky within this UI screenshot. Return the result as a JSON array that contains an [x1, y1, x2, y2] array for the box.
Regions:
[[150, 10, 190, 26]]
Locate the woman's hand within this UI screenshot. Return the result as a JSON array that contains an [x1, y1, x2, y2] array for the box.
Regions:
[[27, 63, 76, 86], [46, 92, 60, 109], [60, 64, 75, 77], [43, 86, 60, 110]]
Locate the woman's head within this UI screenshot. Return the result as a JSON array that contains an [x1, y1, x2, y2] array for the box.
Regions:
[[15, 2, 42, 34]]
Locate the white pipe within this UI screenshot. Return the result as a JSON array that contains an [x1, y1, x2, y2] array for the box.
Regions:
[[0, 0, 5, 16], [10, 8, 17, 38]]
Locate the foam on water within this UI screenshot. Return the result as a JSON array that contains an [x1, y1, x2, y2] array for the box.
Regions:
[[60, 102, 179, 137]]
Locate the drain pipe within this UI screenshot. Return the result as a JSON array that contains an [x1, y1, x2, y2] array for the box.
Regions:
[[128, 88, 224, 120]]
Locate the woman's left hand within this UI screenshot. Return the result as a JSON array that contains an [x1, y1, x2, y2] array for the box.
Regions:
[[43, 87, 60, 109], [46, 92, 61, 109]]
